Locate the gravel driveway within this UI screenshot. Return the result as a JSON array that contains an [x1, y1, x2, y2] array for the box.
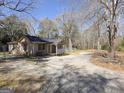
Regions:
[[0, 51, 124, 93]]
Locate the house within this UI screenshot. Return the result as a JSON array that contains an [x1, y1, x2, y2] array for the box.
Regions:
[[8, 35, 65, 56]]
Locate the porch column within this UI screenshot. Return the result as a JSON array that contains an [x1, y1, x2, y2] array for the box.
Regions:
[[32, 44, 35, 55], [56, 44, 58, 56], [47, 44, 49, 54], [50, 44, 52, 54]]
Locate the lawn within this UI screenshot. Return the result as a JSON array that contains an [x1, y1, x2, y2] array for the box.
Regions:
[[0, 52, 13, 60], [0, 52, 10, 56]]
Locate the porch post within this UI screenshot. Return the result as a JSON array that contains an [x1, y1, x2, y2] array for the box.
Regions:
[[50, 44, 52, 54], [56, 44, 58, 56]]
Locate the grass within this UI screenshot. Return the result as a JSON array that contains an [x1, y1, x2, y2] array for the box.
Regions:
[[0, 52, 10, 57], [65, 49, 95, 56], [92, 58, 124, 73], [0, 73, 45, 92], [0, 59, 46, 92], [0, 52, 4, 56], [92, 50, 124, 73]]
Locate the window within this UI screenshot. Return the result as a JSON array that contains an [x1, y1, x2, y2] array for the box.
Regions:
[[38, 44, 42, 50], [38, 44, 45, 50], [42, 44, 45, 50]]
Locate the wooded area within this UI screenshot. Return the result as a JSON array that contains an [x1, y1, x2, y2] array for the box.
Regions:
[[0, 0, 124, 58], [1, 1, 124, 93]]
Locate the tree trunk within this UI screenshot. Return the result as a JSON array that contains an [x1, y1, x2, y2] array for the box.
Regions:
[[97, 0, 101, 51], [108, 24, 117, 58], [110, 39, 115, 58], [68, 37, 72, 51], [97, 37, 101, 50]]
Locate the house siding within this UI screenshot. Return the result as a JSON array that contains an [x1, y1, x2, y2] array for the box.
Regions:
[[32, 43, 38, 55], [20, 37, 30, 55]]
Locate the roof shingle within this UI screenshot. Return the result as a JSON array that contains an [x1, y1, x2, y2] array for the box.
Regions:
[[25, 35, 59, 44]]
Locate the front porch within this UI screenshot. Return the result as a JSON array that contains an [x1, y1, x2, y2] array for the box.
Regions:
[[32, 43, 65, 56]]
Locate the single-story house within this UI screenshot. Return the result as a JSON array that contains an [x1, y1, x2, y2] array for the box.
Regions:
[[8, 35, 65, 56]]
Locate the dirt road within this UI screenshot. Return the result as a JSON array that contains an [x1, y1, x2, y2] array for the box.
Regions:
[[0, 51, 124, 93]]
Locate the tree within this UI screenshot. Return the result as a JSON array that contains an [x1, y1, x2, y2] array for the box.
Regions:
[[96, 0, 124, 58], [56, 13, 79, 51], [96, 1, 101, 50], [71, 25, 81, 49], [81, 0, 124, 58], [0, 15, 28, 44], [0, 0, 37, 29], [80, 23, 98, 49], [24, 18, 38, 35], [0, 0, 35, 14], [38, 18, 58, 39]]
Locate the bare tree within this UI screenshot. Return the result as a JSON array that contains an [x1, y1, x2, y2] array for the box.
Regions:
[[0, 0, 38, 30], [80, 23, 98, 49], [56, 12, 77, 51], [24, 18, 38, 35], [0, 0, 35, 14], [38, 18, 58, 39], [81, 0, 124, 58], [96, 0, 124, 58], [96, 1, 101, 50]]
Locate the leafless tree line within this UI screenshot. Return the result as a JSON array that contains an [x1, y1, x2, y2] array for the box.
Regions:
[[66, 0, 124, 58], [1, 0, 124, 58]]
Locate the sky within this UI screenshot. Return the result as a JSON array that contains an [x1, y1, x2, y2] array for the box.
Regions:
[[1, 0, 124, 33], [0, 0, 67, 20], [30, 0, 124, 33], [31, 0, 66, 20]]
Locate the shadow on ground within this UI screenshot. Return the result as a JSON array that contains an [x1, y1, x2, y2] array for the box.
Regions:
[[1, 64, 122, 93], [0, 52, 124, 93], [39, 65, 124, 93], [0, 56, 51, 63], [0, 65, 15, 74]]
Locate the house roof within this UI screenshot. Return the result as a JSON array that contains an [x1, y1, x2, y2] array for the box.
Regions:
[[25, 35, 51, 43], [25, 35, 61, 45]]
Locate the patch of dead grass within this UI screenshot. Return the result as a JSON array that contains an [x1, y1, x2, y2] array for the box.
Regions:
[[92, 51, 124, 73], [68, 49, 95, 56], [0, 74, 45, 92]]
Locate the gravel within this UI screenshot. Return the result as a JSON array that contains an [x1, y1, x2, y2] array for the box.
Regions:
[[0, 51, 124, 93]]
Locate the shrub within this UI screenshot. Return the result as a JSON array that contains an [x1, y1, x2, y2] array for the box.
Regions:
[[101, 43, 109, 50], [116, 39, 124, 52]]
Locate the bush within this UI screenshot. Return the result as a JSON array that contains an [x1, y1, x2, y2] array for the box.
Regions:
[[116, 46, 124, 52], [116, 39, 124, 52], [101, 43, 109, 50]]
